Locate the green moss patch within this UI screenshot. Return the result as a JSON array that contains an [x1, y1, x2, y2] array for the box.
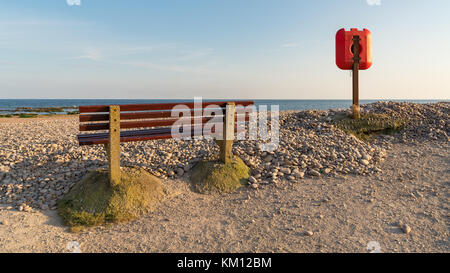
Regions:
[[18, 113, 38, 118], [16, 107, 65, 112], [57, 167, 167, 232], [190, 156, 250, 194], [334, 112, 408, 141]]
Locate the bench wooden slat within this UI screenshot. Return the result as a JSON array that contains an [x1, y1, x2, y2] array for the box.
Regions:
[[78, 120, 243, 140], [79, 100, 255, 113], [79, 117, 212, 131], [77, 122, 246, 145], [79, 110, 180, 122], [80, 111, 171, 122], [78, 128, 169, 139], [79, 132, 173, 145], [79, 115, 250, 131], [79, 107, 239, 122], [77, 125, 231, 145]]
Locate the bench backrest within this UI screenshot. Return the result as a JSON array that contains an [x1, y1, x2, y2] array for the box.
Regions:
[[78, 100, 254, 133]]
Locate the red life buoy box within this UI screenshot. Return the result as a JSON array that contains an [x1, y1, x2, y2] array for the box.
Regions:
[[336, 28, 372, 70]]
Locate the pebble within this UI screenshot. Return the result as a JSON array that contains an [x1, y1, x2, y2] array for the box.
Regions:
[[294, 171, 305, 179], [305, 230, 314, 236], [360, 159, 370, 166], [263, 155, 273, 162], [401, 224, 412, 234], [248, 176, 257, 184], [176, 168, 184, 176]]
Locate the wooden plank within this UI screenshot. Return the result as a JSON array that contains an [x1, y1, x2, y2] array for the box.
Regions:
[[78, 122, 246, 141], [77, 124, 243, 146], [80, 110, 187, 122], [79, 100, 254, 113], [78, 127, 172, 139], [79, 109, 228, 122], [79, 115, 250, 131], [80, 117, 211, 131]]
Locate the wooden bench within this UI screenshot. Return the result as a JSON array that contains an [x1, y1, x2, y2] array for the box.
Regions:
[[77, 101, 255, 185]]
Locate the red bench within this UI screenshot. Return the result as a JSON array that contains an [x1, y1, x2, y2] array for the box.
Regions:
[[77, 101, 254, 184]]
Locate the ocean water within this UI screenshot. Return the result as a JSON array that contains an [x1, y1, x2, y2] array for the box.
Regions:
[[0, 99, 445, 114]]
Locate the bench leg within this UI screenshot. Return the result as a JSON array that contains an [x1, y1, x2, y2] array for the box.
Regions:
[[215, 139, 233, 164], [108, 105, 121, 186], [216, 102, 235, 164]]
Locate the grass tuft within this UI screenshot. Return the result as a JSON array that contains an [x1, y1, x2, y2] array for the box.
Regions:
[[334, 112, 408, 141], [18, 113, 38, 118], [57, 167, 167, 232], [190, 156, 250, 194]]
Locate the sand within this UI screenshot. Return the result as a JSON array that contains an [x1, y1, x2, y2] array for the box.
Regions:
[[1, 140, 448, 253]]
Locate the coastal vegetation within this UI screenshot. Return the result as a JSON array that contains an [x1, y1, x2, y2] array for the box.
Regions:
[[190, 156, 250, 194], [0, 106, 78, 117], [334, 112, 408, 140], [57, 167, 167, 232]]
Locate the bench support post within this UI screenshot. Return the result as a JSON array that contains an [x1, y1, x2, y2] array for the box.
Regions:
[[108, 105, 121, 185], [216, 102, 235, 164]]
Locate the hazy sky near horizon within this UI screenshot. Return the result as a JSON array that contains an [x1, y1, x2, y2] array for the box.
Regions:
[[0, 0, 449, 99]]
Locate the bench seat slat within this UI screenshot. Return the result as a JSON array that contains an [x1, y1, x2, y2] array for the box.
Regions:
[[77, 125, 229, 146], [77, 127, 172, 139], [79, 115, 250, 132], [79, 117, 212, 131]]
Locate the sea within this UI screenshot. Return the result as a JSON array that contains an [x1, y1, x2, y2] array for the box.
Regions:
[[0, 99, 445, 115]]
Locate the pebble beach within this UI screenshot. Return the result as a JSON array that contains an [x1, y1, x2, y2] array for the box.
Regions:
[[0, 101, 448, 211], [0, 101, 449, 253]]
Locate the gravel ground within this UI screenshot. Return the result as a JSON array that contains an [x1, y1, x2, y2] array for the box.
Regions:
[[0, 102, 448, 252], [0, 141, 448, 252]]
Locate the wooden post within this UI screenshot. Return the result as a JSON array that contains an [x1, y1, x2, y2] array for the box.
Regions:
[[108, 105, 121, 185], [217, 102, 235, 164], [352, 35, 361, 119]]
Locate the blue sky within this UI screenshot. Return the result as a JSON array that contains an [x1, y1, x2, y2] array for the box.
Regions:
[[0, 0, 449, 99]]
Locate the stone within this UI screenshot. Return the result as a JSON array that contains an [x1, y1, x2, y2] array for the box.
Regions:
[[249, 176, 258, 184], [176, 168, 184, 176], [310, 170, 321, 177], [292, 169, 305, 179], [361, 159, 370, 166], [263, 155, 273, 163], [401, 224, 411, 234], [280, 167, 291, 175]]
